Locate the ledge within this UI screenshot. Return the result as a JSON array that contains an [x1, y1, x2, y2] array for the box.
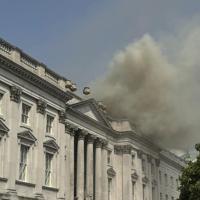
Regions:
[[15, 180, 36, 187], [0, 177, 8, 182], [42, 185, 59, 192]]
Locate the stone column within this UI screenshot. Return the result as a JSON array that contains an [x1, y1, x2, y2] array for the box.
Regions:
[[35, 99, 47, 199], [86, 134, 96, 199], [69, 127, 76, 200], [95, 138, 103, 200], [76, 130, 87, 200], [7, 86, 22, 196], [101, 139, 108, 200]]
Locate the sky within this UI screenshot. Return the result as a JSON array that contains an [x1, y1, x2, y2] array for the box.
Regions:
[[1, 0, 200, 90]]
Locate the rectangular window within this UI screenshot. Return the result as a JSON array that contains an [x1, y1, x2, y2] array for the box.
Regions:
[[131, 154, 135, 168], [165, 194, 168, 200], [132, 181, 135, 200], [142, 159, 146, 173], [159, 171, 162, 184], [160, 193, 163, 200], [46, 115, 54, 134], [170, 176, 173, 187], [19, 145, 29, 181], [151, 163, 155, 176], [0, 93, 3, 115], [108, 178, 112, 200], [21, 103, 31, 124], [165, 174, 168, 186], [45, 152, 53, 186], [107, 151, 111, 165]]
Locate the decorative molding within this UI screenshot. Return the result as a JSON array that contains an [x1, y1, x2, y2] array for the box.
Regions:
[[37, 99, 47, 114], [58, 110, 66, 124], [10, 85, 22, 103], [0, 55, 73, 103], [15, 180, 36, 187], [114, 145, 133, 154], [107, 167, 116, 177], [42, 185, 59, 192], [142, 176, 149, 184], [131, 170, 138, 182]]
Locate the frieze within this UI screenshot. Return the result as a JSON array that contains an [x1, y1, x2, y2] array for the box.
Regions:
[[114, 145, 133, 155], [37, 99, 47, 114], [10, 85, 22, 103]]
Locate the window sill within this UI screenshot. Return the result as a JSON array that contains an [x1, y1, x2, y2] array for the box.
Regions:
[[20, 124, 32, 131], [0, 177, 8, 182], [15, 180, 36, 187], [42, 185, 59, 192]]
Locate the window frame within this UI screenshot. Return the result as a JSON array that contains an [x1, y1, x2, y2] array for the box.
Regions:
[[45, 152, 53, 186], [46, 114, 54, 134], [21, 103, 31, 125]]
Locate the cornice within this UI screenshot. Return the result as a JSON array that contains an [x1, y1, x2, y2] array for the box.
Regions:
[[0, 54, 73, 103]]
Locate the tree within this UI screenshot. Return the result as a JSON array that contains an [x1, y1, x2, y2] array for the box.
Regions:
[[178, 144, 200, 200]]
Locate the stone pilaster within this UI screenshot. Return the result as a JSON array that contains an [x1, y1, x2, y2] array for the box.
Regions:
[[76, 130, 87, 200], [102, 139, 108, 200], [86, 134, 96, 199], [95, 138, 103, 200]]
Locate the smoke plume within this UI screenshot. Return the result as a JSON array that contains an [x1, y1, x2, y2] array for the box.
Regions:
[[92, 18, 200, 150]]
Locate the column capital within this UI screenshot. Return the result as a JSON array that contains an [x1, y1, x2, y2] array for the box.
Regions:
[[65, 123, 78, 136], [102, 139, 108, 149], [10, 85, 22, 103], [87, 134, 97, 144], [95, 137, 104, 148], [37, 99, 47, 114], [78, 129, 88, 140]]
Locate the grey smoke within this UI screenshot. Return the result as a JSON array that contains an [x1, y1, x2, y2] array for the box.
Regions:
[[92, 18, 200, 150]]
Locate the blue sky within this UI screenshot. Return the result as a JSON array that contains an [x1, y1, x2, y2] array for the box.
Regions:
[[1, 0, 200, 89]]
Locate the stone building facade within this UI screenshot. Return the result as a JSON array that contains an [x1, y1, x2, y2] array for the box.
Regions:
[[0, 38, 185, 200]]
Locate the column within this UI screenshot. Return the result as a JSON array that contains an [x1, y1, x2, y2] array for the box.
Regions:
[[86, 134, 96, 199], [69, 127, 76, 200], [95, 138, 103, 200], [76, 130, 87, 200], [102, 139, 108, 200], [35, 99, 47, 199]]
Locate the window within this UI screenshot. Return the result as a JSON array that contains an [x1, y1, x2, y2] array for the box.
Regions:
[[165, 174, 168, 186], [160, 193, 163, 200], [142, 159, 146, 173], [176, 179, 179, 188], [107, 151, 112, 165], [170, 176, 174, 187], [171, 197, 174, 200], [108, 178, 112, 200], [0, 93, 3, 115], [45, 152, 53, 186], [46, 115, 54, 134], [151, 163, 155, 176], [143, 184, 146, 200], [21, 103, 31, 124], [19, 145, 29, 181], [165, 194, 168, 200], [131, 154, 135, 168], [132, 181, 135, 200], [159, 171, 162, 185]]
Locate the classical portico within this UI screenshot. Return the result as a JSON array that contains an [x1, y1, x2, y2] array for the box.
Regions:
[[66, 123, 108, 200]]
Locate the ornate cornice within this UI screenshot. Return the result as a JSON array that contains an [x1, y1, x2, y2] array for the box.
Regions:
[[0, 55, 73, 103], [114, 145, 133, 154], [10, 85, 22, 103], [58, 110, 66, 124], [37, 99, 47, 114]]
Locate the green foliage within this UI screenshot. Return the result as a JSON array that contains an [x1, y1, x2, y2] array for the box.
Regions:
[[178, 144, 200, 200]]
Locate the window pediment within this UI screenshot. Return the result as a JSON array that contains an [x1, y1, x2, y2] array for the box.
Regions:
[[0, 120, 9, 138], [17, 130, 37, 145], [43, 139, 59, 153]]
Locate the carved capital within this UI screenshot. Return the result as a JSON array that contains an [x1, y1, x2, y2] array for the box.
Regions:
[[87, 134, 96, 144], [37, 99, 47, 114], [102, 139, 108, 149], [10, 86, 22, 103], [114, 145, 133, 154], [95, 137, 104, 148], [78, 129, 88, 140], [58, 110, 66, 124], [65, 123, 78, 136], [137, 150, 143, 159]]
